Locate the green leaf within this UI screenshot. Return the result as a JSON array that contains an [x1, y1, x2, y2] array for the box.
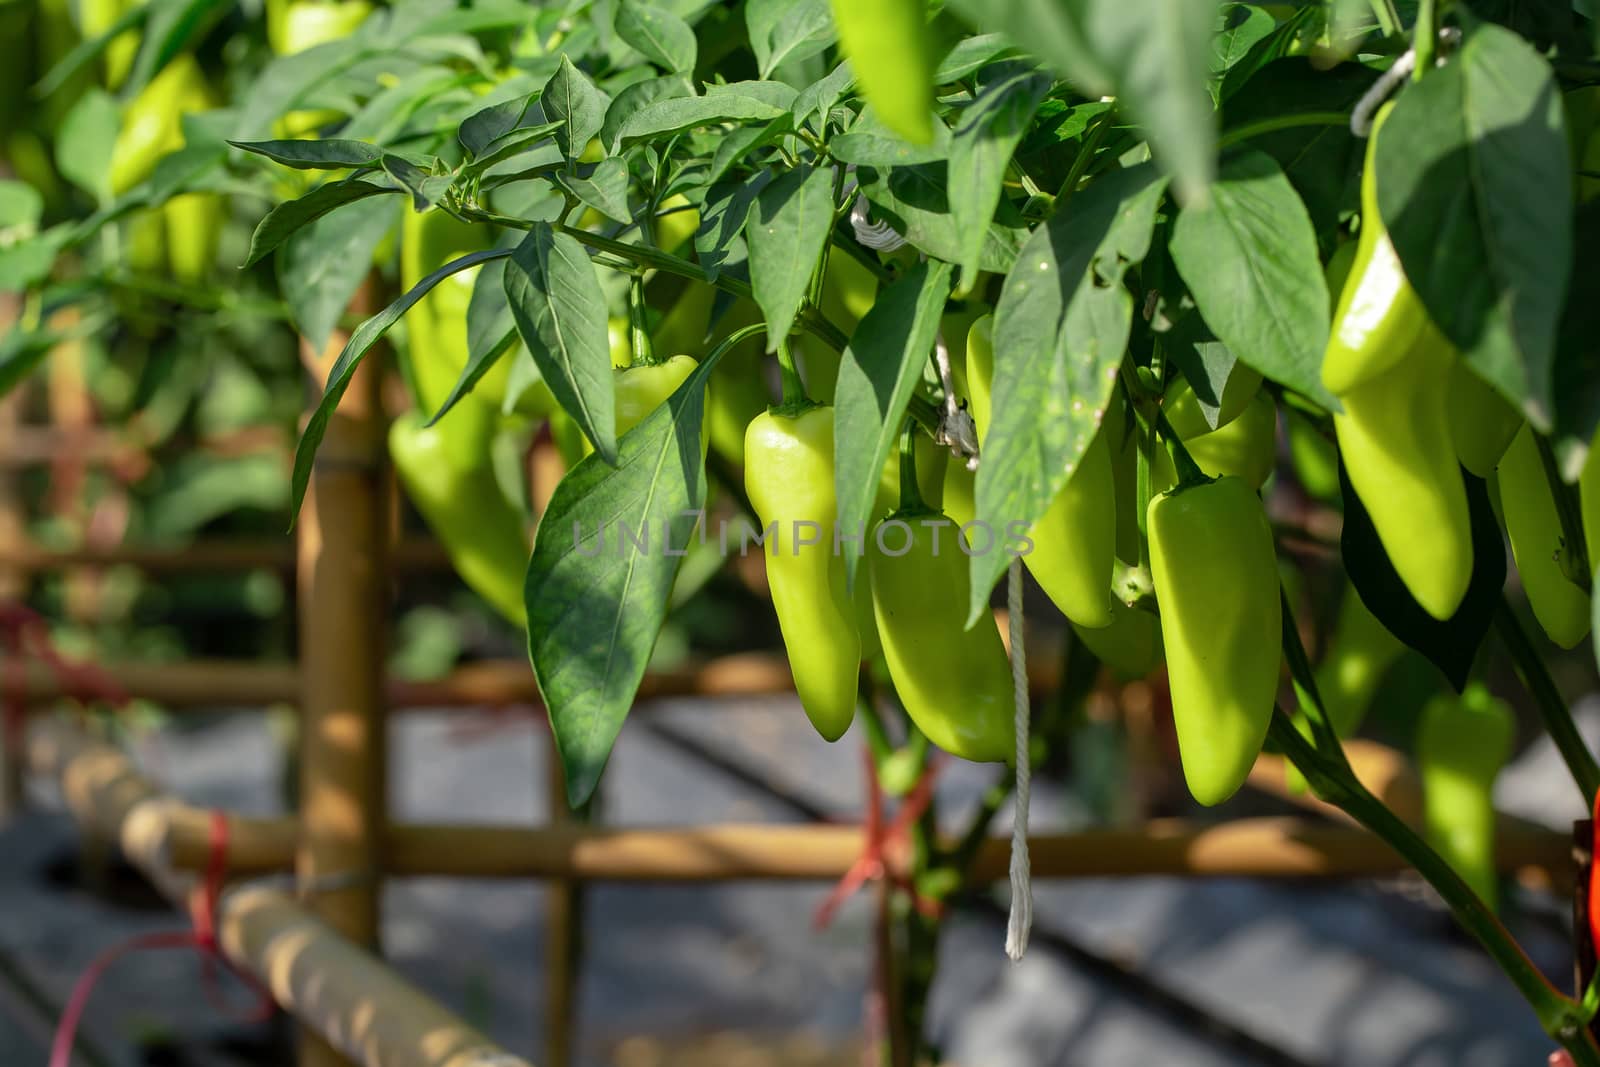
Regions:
[[949, 0, 1218, 204], [747, 0, 834, 78], [557, 158, 632, 224], [0, 230, 70, 292], [1375, 22, 1571, 431], [599, 73, 695, 151], [459, 92, 541, 156], [288, 247, 510, 522], [543, 55, 611, 160], [527, 348, 724, 807], [615, 0, 698, 72], [464, 121, 566, 177], [855, 163, 1025, 273], [279, 194, 396, 353], [1209, 3, 1275, 100], [695, 170, 772, 281], [706, 79, 799, 111], [747, 163, 836, 351], [948, 67, 1050, 288], [55, 89, 120, 202], [382, 154, 452, 211], [833, 260, 954, 584], [792, 61, 853, 132], [0, 182, 43, 230], [935, 34, 1020, 83], [970, 164, 1167, 622], [503, 222, 617, 461], [229, 138, 384, 170], [831, 117, 951, 167], [243, 180, 398, 268], [1553, 201, 1600, 465], [616, 92, 789, 143], [468, 249, 521, 390], [1170, 149, 1335, 411], [705, 119, 790, 185]]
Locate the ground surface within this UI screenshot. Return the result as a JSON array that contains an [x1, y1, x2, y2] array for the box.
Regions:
[[1, 690, 1593, 1067]]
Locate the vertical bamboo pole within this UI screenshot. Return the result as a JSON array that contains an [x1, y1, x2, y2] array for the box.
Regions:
[[295, 303, 388, 1067], [0, 291, 25, 819]]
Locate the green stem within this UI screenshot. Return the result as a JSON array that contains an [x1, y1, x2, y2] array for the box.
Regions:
[[627, 273, 656, 367], [1217, 112, 1351, 151], [1493, 597, 1600, 802], [1055, 106, 1115, 205], [1368, 0, 1402, 36], [897, 426, 927, 514], [1534, 431, 1592, 591], [773, 338, 814, 413], [1279, 586, 1351, 764], [1154, 410, 1208, 490], [1271, 714, 1599, 1062], [1412, 0, 1437, 79]]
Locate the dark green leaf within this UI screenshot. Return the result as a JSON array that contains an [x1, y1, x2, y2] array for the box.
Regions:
[[243, 180, 398, 268], [831, 121, 951, 166], [1375, 21, 1570, 430], [55, 90, 120, 202], [616, 0, 698, 72], [833, 260, 956, 584], [1209, 3, 1275, 99], [706, 79, 799, 111], [616, 92, 789, 143], [970, 164, 1167, 621], [382, 154, 451, 211], [280, 195, 396, 352], [706, 118, 791, 185], [935, 34, 1021, 83], [696, 170, 771, 281], [504, 222, 617, 461], [791, 61, 853, 132], [949, 0, 1217, 204], [1553, 200, 1600, 470], [1340, 461, 1503, 691], [747, 163, 835, 351], [855, 163, 1025, 273], [558, 157, 632, 224], [600, 73, 696, 151], [1170, 149, 1335, 410], [949, 69, 1050, 287], [466, 121, 566, 176], [0, 182, 43, 230], [543, 55, 611, 159], [746, 0, 833, 78], [288, 248, 510, 521], [459, 92, 541, 156], [528, 349, 724, 806], [229, 138, 383, 170]]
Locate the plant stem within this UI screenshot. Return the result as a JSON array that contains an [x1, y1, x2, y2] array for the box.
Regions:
[[1055, 106, 1115, 205], [1412, 0, 1437, 79], [1535, 430, 1591, 590], [1368, 0, 1402, 36], [1216, 112, 1352, 150], [897, 426, 927, 514], [774, 338, 812, 412], [1494, 597, 1600, 802], [627, 273, 656, 367], [1154, 409, 1208, 489], [1271, 714, 1600, 1062]]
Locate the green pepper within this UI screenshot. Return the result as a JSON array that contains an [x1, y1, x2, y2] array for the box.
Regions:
[[108, 54, 212, 196], [78, 0, 139, 88], [124, 207, 168, 275], [1148, 474, 1282, 806], [827, 0, 935, 144], [869, 511, 1014, 762], [401, 207, 513, 431], [1416, 682, 1514, 912], [1315, 584, 1404, 738], [1072, 596, 1162, 680], [1159, 366, 1264, 441], [964, 313, 1116, 628], [1448, 361, 1522, 479], [1287, 412, 1340, 502], [1153, 383, 1277, 492], [1105, 404, 1143, 565], [389, 411, 529, 628], [576, 354, 704, 460], [1321, 105, 1436, 396], [744, 405, 863, 741], [267, 0, 373, 56], [1495, 424, 1590, 649], [1334, 336, 1473, 622], [163, 192, 224, 285]]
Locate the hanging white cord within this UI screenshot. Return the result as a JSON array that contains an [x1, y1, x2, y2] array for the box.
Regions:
[[1350, 27, 1461, 137], [850, 192, 907, 253], [1004, 558, 1032, 961], [931, 330, 979, 468]]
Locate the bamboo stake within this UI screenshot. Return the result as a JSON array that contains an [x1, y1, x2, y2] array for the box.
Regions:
[[219, 886, 534, 1067], [0, 322, 25, 818], [296, 314, 388, 1067], [0, 538, 449, 573], [543, 733, 578, 1067]]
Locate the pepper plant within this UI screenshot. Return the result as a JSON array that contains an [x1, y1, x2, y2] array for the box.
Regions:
[[5, 0, 1600, 1060]]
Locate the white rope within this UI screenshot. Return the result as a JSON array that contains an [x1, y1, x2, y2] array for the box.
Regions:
[[931, 330, 979, 468], [1004, 558, 1032, 961], [850, 192, 906, 252], [1350, 27, 1461, 138]]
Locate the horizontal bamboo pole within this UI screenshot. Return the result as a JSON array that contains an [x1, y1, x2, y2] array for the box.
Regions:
[[26, 720, 532, 1067], [220, 886, 531, 1067], [31, 717, 1570, 885], [0, 538, 449, 573], [16, 646, 1062, 711]]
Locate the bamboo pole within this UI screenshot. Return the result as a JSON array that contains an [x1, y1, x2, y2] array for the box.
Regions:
[[219, 886, 534, 1067], [542, 733, 578, 1067], [295, 315, 388, 1067], [0, 322, 26, 818], [0, 538, 449, 573]]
